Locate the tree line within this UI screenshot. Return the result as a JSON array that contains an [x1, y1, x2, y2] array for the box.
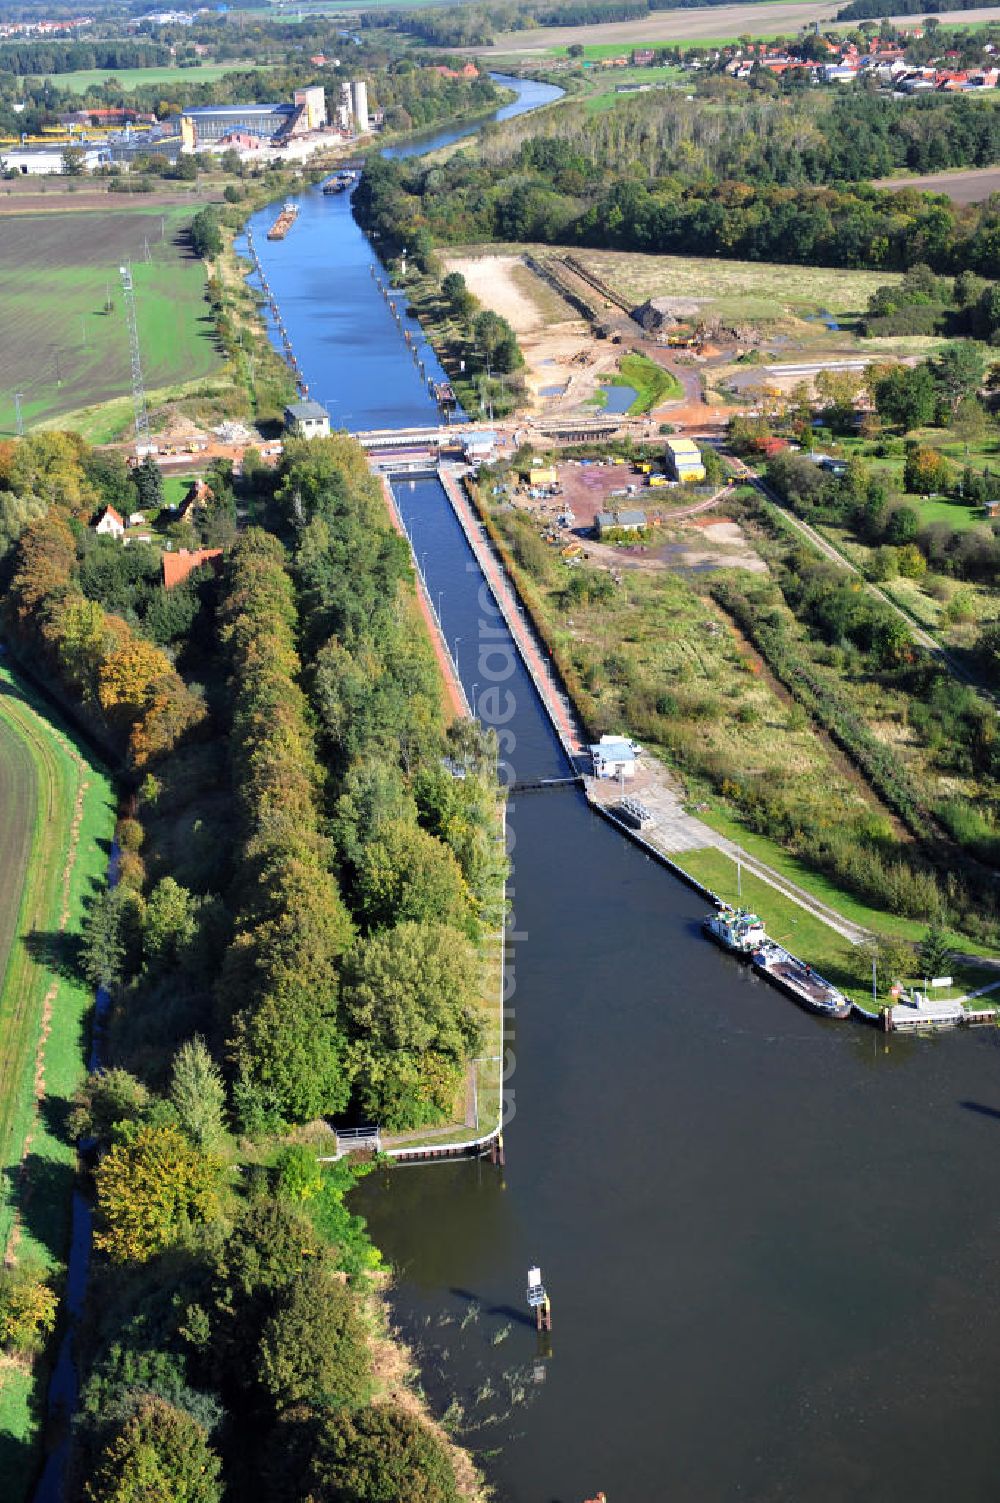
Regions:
[[356, 149, 1000, 277], [0, 427, 503, 1501], [0, 39, 172, 76]]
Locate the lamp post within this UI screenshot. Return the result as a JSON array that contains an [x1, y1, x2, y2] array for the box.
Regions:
[[471, 682, 478, 718]]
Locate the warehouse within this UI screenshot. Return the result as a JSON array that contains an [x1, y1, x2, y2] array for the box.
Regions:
[[0, 143, 108, 174]]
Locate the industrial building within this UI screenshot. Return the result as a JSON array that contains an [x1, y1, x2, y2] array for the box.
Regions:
[[180, 86, 327, 152], [335, 79, 369, 134], [664, 437, 706, 483], [0, 143, 108, 174]]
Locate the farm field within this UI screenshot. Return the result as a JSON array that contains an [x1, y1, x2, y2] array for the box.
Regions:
[[39, 61, 262, 93], [0, 663, 115, 1500], [0, 206, 221, 437], [873, 165, 1000, 204], [472, 1, 1000, 54]]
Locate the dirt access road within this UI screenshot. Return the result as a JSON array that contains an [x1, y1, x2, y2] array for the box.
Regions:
[[469, 0, 997, 53]]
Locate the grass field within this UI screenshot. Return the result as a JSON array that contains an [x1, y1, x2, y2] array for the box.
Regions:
[[0, 206, 220, 437], [607, 351, 683, 412], [579, 64, 684, 111], [40, 61, 262, 94], [0, 661, 116, 1500], [572, 248, 896, 321]]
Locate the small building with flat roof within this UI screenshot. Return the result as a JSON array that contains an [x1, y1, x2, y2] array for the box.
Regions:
[[665, 436, 706, 483], [589, 733, 640, 780], [463, 430, 497, 462], [284, 400, 330, 439], [595, 507, 647, 537]]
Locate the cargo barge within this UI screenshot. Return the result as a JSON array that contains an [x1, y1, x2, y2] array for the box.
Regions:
[[752, 941, 852, 1020], [322, 170, 356, 195], [267, 201, 299, 240]]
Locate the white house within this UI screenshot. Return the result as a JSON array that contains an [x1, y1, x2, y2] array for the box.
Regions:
[[589, 733, 640, 780], [128, 511, 146, 527], [94, 505, 125, 538], [284, 400, 330, 439]]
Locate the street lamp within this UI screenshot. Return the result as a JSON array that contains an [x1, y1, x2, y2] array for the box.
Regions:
[[453, 636, 462, 665], [437, 591, 443, 623], [471, 682, 478, 717]]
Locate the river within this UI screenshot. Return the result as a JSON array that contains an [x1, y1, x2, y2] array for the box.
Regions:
[[246, 78, 1000, 1503]]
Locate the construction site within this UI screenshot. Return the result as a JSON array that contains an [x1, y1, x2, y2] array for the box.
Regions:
[[438, 241, 899, 435]]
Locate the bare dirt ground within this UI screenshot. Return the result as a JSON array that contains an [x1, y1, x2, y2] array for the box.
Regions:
[[0, 180, 218, 216], [472, 1, 1000, 52], [442, 250, 620, 410], [555, 460, 652, 526], [872, 166, 1000, 205], [512, 462, 764, 571]]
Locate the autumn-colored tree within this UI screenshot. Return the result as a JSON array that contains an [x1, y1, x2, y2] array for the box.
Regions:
[[83, 1396, 222, 1503], [7, 509, 75, 628], [97, 630, 174, 715], [93, 1124, 225, 1264], [0, 1263, 58, 1354], [903, 445, 951, 497]]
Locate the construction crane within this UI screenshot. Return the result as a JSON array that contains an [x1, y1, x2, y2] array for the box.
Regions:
[[119, 263, 150, 451]]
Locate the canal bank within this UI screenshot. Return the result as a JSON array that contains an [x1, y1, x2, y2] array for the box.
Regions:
[[246, 78, 1000, 1503]]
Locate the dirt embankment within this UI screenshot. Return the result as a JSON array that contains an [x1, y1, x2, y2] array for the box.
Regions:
[[442, 251, 620, 410]]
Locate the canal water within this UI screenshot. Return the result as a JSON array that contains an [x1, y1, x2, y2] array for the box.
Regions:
[[248, 79, 1000, 1503]]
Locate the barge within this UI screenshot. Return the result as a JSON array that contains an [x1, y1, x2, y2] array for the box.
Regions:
[[703, 904, 766, 956], [267, 201, 299, 240], [752, 942, 852, 1020], [322, 171, 356, 195]]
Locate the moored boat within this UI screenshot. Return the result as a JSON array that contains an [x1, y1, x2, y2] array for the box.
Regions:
[[702, 904, 766, 955], [752, 941, 851, 1019]]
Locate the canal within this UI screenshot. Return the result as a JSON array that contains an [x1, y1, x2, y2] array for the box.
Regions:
[[247, 79, 1000, 1503]]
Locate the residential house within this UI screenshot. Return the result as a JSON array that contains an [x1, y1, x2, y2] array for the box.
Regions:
[[284, 400, 331, 439], [162, 547, 223, 590], [177, 477, 214, 520], [94, 505, 125, 538]]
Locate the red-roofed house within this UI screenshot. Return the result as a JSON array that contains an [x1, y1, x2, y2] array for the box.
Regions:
[[429, 62, 479, 79], [162, 548, 223, 590], [94, 505, 125, 538], [177, 478, 214, 520]]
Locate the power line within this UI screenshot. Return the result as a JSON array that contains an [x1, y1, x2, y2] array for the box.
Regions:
[[119, 263, 149, 449]]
